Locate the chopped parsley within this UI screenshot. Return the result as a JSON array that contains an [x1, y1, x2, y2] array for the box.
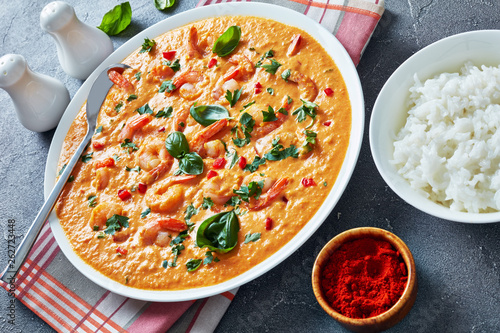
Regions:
[[244, 232, 261, 244], [93, 225, 99, 231], [155, 106, 173, 118], [88, 195, 97, 208], [186, 258, 203, 272], [255, 49, 274, 67], [240, 100, 255, 112], [58, 164, 67, 176], [226, 148, 239, 169], [134, 71, 142, 81], [232, 112, 255, 147], [127, 94, 138, 101], [141, 207, 151, 218], [204, 251, 220, 264], [281, 69, 291, 81], [170, 230, 189, 246], [139, 37, 156, 53], [225, 87, 243, 107], [225, 196, 242, 207], [264, 137, 299, 161], [233, 181, 264, 202], [243, 155, 266, 173], [159, 80, 176, 93], [302, 129, 317, 153], [262, 105, 278, 122], [184, 203, 198, 222], [67, 175, 75, 183], [292, 99, 318, 124], [104, 214, 129, 235], [163, 58, 181, 72], [260, 59, 282, 75], [81, 152, 93, 163], [267, 87, 274, 95], [121, 139, 139, 154], [112, 154, 120, 162], [202, 197, 214, 210], [97, 232, 105, 239], [115, 101, 124, 113], [135, 103, 154, 115], [95, 126, 103, 134]]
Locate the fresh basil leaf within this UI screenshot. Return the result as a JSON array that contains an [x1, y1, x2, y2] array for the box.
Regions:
[[186, 258, 203, 272], [190, 104, 229, 126], [159, 80, 176, 93], [212, 26, 241, 57], [135, 103, 154, 115], [178, 152, 204, 175], [244, 232, 261, 244], [139, 38, 156, 54], [165, 132, 190, 159], [104, 214, 129, 235], [196, 210, 239, 253], [262, 106, 278, 122], [281, 69, 291, 82], [155, 0, 175, 11], [97, 2, 132, 36]]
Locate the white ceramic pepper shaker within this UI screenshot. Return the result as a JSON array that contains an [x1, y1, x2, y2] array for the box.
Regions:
[[0, 54, 70, 132], [40, 1, 114, 80]]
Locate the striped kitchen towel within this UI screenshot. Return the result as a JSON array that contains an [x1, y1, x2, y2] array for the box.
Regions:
[[0, 1, 384, 332]]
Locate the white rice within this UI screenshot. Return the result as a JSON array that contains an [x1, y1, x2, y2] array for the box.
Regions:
[[392, 62, 500, 213]]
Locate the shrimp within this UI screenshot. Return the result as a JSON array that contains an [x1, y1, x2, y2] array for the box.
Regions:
[[172, 106, 190, 132], [250, 178, 289, 211], [287, 34, 302, 57], [189, 119, 229, 157], [212, 78, 240, 101], [224, 54, 255, 81], [172, 70, 202, 90], [88, 202, 123, 230], [205, 139, 226, 158], [203, 170, 244, 205], [108, 70, 134, 93], [287, 71, 318, 101], [140, 218, 187, 246], [118, 114, 152, 141], [150, 64, 175, 82], [136, 139, 174, 184], [186, 26, 204, 59], [145, 175, 197, 213], [93, 167, 111, 191], [252, 111, 287, 139]]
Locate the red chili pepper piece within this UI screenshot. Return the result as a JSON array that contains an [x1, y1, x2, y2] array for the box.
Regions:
[[207, 170, 218, 179], [301, 178, 316, 187], [95, 157, 115, 170], [158, 126, 165, 132], [92, 141, 105, 150], [238, 156, 247, 169], [254, 82, 262, 94], [118, 189, 132, 201], [323, 120, 332, 126], [255, 88, 262, 94], [116, 247, 128, 255], [138, 183, 147, 194], [265, 217, 273, 230], [324, 87, 334, 96], [162, 51, 176, 60], [213, 157, 227, 169], [208, 58, 217, 68]]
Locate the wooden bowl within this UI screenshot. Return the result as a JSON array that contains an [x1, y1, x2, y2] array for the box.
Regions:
[[311, 227, 417, 333]]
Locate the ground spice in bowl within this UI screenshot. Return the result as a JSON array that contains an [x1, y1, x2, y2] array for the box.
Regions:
[[321, 237, 408, 319]]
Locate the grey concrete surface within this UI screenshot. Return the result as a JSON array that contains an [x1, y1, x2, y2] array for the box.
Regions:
[[1, 0, 500, 332]]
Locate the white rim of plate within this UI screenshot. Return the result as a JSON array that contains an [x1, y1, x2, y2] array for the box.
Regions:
[[45, 2, 364, 301], [370, 30, 500, 224]]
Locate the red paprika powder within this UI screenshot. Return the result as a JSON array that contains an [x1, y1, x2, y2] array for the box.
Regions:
[[321, 237, 407, 319]]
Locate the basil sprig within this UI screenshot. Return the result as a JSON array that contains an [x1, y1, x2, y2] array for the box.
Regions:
[[165, 132, 204, 175], [196, 210, 239, 253], [155, 0, 175, 11], [213, 26, 241, 57], [190, 104, 229, 126], [97, 2, 132, 36]]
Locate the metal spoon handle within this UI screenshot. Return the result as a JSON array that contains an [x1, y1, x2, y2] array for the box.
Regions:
[[0, 128, 92, 283]]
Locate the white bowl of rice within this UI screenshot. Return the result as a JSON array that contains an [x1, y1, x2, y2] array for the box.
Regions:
[[370, 30, 500, 223]]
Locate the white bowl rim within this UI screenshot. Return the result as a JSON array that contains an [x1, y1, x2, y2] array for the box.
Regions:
[[44, 2, 365, 301], [370, 29, 500, 224]]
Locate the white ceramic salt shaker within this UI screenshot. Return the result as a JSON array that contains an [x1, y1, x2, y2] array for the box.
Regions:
[[40, 1, 114, 80], [0, 54, 70, 132]]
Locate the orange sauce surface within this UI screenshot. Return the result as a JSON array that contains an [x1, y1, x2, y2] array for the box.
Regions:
[[55, 16, 351, 290]]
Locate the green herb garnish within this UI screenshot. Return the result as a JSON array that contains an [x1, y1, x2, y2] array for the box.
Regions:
[[104, 214, 129, 235], [88, 195, 97, 208], [196, 210, 240, 253], [156, 106, 173, 118], [135, 103, 154, 115], [190, 104, 230, 126], [232, 112, 255, 147], [262, 105, 278, 122], [163, 58, 181, 72], [186, 259, 203, 272], [204, 251, 220, 264], [139, 37, 156, 54], [115, 101, 124, 113], [244, 232, 261, 244], [233, 181, 264, 202], [281, 69, 291, 82], [202, 197, 214, 210], [225, 87, 243, 107], [127, 94, 138, 101], [155, 0, 175, 10], [212, 26, 241, 57], [165, 132, 204, 175], [243, 156, 266, 173], [97, 2, 132, 36], [159, 80, 176, 93], [81, 152, 93, 163], [141, 207, 151, 218]]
